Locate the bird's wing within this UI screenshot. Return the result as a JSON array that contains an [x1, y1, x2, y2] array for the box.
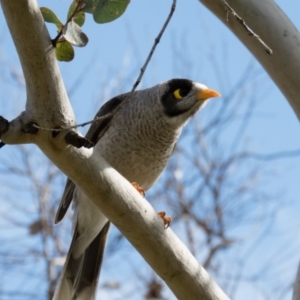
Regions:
[[54, 93, 128, 224], [85, 93, 128, 144], [55, 178, 75, 224]]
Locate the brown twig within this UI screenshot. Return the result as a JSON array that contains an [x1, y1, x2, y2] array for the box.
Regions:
[[52, 0, 85, 46], [223, 0, 273, 55], [102, 0, 177, 130], [129, 0, 176, 92]]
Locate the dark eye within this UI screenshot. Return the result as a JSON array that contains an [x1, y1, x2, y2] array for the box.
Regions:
[[179, 88, 189, 97], [173, 88, 190, 100]]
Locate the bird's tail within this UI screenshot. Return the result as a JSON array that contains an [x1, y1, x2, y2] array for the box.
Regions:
[[53, 221, 110, 300]]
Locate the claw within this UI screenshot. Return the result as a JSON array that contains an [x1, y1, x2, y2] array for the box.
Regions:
[[131, 182, 145, 197], [157, 211, 172, 229]]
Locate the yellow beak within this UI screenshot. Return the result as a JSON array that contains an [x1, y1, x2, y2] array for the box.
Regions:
[[197, 88, 221, 101]]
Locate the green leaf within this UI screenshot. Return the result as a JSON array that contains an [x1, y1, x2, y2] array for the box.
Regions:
[[55, 40, 74, 62], [67, 1, 86, 27], [63, 19, 89, 47], [74, 11, 86, 27], [67, 1, 78, 19], [93, 0, 130, 24], [81, 0, 99, 14], [40, 7, 63, 30]]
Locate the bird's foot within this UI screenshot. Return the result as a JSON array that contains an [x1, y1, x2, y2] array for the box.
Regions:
[[157, 211, 172, 229], [130, 183, 171, 228], [131, 182, 145, 197]]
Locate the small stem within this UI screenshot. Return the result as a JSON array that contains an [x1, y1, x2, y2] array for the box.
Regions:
[[32, 113, 114, 132], [51, 0, 84, 47]]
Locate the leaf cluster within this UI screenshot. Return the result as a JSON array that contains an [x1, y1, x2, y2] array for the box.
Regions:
[[40, 0, 130, 61]]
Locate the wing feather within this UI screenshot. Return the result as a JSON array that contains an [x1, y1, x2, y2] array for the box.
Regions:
[[54, 93, 128, 223]]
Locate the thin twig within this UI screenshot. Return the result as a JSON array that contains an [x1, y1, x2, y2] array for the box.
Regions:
[[223, 0, 273, 55], [246, 149, 300, 161], [35, 0, 177, 133], [130, 0, 176, 92], [104, 0, 177, 125], [219, 149, 300, 164], [32, 113, 113, 132]]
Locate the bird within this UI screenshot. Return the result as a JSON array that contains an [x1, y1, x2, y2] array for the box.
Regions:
[[53, 78, 220, 300]]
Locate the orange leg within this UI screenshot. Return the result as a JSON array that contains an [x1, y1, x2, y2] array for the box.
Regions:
[[131, 182, 145, 197], [131, 183, 171, 228], [157, 211, 172, 229]]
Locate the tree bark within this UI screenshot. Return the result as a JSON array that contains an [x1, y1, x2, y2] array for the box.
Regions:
[[0, 0, 229, 299], [200, 0, 300, 121], [199, 0, 300, 298], [293, 261, 300, 300]]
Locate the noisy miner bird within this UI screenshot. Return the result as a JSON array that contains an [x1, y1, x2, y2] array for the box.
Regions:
[[53, 78, 220, 300]]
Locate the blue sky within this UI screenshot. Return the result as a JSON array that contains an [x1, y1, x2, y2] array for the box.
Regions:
[[1, 0, 300, 299]]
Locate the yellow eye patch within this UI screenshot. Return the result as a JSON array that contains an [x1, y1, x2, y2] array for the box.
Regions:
[[173, 89, 183, 100]]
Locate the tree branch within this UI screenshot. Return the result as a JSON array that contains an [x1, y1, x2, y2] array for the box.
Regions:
[[200, 0, 300, 121], [293, 261, 300, 300], [1, 0, 228, 299], [223, 0, 272, 54], [1, 0, 74, 147]]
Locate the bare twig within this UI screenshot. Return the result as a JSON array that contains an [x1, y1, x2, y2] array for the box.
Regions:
[[223, 0, 273, 54], [103, 0, 177, 131], [220, 149, 300, 163], [32, 113, 113, 132], [245, 149, 300, 160], [129, 0, 176, 92]]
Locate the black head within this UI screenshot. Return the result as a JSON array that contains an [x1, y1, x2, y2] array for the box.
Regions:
[[160, 79, 220, 119], [161, 79, 193, 117]]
